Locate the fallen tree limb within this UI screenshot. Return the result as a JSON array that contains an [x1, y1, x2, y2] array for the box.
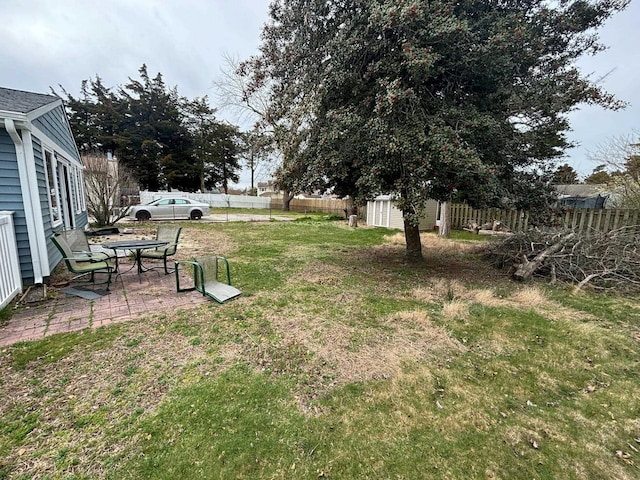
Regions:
[[484, 226, 640, 293], [512, 232, 576, 282]]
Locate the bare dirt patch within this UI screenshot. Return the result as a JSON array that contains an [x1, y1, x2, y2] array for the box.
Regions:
[[291, 261, 347, 287], [87, 224, 238, 260], [177, 226, 238, 258], [242, 303, 466, 414]]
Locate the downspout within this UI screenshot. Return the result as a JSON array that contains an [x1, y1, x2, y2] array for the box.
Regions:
[[4, 118, 44, 284], [21, 129, 49, 276]]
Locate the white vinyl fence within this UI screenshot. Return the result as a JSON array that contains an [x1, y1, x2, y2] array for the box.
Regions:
[[139, 191, 271, 209], [0, 211, 22, 309]]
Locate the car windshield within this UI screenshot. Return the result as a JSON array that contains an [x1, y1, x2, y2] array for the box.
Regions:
[[144, 198, 200, 206]]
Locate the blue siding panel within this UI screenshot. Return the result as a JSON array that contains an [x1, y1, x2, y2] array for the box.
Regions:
[[3, 106, 87, 286], [75, 211, 89, 229], [32, 106, 80, 161], [33, 107, 89, 233], [0, 128, 34, 284]]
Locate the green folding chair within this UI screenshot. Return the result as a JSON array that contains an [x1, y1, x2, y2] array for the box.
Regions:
[[175, 255, 242, 304]]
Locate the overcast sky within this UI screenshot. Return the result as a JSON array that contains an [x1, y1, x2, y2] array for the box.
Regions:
[[2, 0, 638, 186]]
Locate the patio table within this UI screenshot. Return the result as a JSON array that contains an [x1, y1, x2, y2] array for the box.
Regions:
[[101, 239, 168, 281]]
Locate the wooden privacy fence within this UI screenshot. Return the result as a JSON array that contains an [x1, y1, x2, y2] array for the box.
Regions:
[[269, 198, 348, 215], [550, 208, 640, 234], [450, 204, 530, 232], [450, 203, 640, 234], [0, 211, 22, 309]]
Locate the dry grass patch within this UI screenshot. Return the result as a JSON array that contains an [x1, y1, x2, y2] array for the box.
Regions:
[[442, 299, 469, 320], [291, 261, 347, 287], [242, 297, 465, 397], [509, 286, 547, 307], [320, 309, 464, 384], [467, 288, 506, 308], [383, 232, 407, 246], [0, 309, 231, 479], [481, 334, 514, 356], [177, 226, 238, 258], [384, 232, 481, 255], [411, 279, 468, 303], [506, 286, 597, 323], [412, 279, 594, 327]]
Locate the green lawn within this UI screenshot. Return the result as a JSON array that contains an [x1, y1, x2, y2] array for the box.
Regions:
[[1, 221, 639, 479]]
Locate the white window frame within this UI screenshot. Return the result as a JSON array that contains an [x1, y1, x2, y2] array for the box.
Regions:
[[72, 167, 83, 213], [77, 167, 86, 211], [44, 148, 63, 228]]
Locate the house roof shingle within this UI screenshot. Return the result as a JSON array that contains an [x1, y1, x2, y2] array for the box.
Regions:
[[0, 87, 59, 114], [555, 184, 608, 198]]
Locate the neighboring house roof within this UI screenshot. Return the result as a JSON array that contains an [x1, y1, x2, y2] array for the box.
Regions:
[[258, 191, 280, 198], [554, 184, 608, 198], [0, 87, 59, 114], [295, 193, 322, 199]]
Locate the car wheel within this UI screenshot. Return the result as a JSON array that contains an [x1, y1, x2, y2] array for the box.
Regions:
[[190, 210, 202, 220], [136, 211, 151, 221]]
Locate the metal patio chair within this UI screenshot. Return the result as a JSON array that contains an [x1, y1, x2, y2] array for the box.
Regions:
[[139, 225, 182, 274], [56, 228, 115, 263], [175, 255, 242, 304], [52, 233, 114, 290]]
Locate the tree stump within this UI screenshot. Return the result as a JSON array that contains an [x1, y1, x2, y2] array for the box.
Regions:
[[348, 215, 358, 228]]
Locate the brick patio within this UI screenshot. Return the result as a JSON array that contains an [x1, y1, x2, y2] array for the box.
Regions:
[[0, 262, 209, 347]]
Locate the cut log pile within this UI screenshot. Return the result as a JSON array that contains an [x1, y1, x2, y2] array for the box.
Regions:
[[484, 226, 640, 292], [463, 220, 513, 236]]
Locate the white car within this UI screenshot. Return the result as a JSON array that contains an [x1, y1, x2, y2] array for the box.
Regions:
[[128, 197, 211, 221]]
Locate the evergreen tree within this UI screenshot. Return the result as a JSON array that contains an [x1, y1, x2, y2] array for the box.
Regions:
[[62, 66, 242, 193], [184, 97, 242, 192], [58, 77, 122, 154], [552, 164, 580, 184], [584, 165, 613, 184], [117, 65, 195, 191]]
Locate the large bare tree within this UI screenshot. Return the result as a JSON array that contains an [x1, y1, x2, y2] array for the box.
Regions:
[[587, 130, 640, 208], [83, 154, 135, 226]]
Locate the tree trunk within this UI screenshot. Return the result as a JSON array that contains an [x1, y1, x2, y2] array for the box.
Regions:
[[438, 201, 451, 238], [344, 197, 358, 218], [282, 191, 294, 211], [403, 218, 424, 263], [250, 150, 255, 192]]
